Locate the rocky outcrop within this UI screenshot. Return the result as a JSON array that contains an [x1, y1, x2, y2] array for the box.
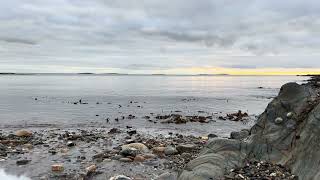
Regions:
[[179, 81, 320, 180]]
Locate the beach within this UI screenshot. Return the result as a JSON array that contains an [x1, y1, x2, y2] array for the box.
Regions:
[[0, 75, 307, 179]]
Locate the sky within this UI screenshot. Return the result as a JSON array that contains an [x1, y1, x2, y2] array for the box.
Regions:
[[0, 0, 320, 75]]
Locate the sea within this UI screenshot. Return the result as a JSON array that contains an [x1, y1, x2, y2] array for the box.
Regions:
[[0, 74, 307, 137]]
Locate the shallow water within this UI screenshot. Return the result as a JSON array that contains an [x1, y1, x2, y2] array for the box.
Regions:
[[0, 75, 307, 136]]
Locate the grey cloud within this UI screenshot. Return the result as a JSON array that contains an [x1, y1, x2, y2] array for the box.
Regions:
[[1, 37, 37, 45], [0, 0, 320, 72]]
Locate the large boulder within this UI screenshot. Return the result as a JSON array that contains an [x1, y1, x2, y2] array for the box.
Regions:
[[179, 82, 320, 180]]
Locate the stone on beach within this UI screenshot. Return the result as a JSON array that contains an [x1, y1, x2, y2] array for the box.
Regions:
[[15, 130, 32, 137], [121, 143, 149, 153], [51, 164, 64, 172]]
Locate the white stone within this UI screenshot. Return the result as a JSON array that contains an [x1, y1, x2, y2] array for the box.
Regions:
[[275, 117, 283, 124]]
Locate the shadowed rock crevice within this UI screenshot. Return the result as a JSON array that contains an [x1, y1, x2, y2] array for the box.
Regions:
[[179, 80, 320, 180]]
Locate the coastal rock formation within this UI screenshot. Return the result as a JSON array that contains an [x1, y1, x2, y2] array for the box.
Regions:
[[179, 81, 320, 180]]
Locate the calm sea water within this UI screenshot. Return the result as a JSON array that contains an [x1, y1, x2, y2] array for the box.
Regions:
[[0, 75, 307, 137]]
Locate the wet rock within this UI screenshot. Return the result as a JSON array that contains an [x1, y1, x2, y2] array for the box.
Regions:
[[119, 157, 133, 162], [66, 141, 76, 147], [208, 134, 218, 138], [121, 143, 149, 153], [15, 130, 32, 137], [16, 159, 31, 165], [120, 147, 138, 157], [52, 164, 64, 172], [164, 146, 178, 156], [176, 144, 196, 153], [108, 128, 121, 134], [127, 130, 137, 136], [226, 110, 249, 121], [109, 175, 132, 180]]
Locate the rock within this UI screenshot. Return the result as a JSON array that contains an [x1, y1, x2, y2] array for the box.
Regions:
[[152, 147, 166, 155], [287, 112, 294, 118], [142, 153, 157, 159], [120, 147, 138, 157], [176, 144, 196, 153], [16, 159, 31, 165], [179, 82, 320, 180], [112, 155, 123, 160], [134, 155, 145, 162], [86, 164, 97, 174], [121, 143, 149, 153], [156, 172, 178, 180], [274, 117, 283, 124], [67, 141, 76, 147], [109, 175, 132, 180], [230, 129, 250, 140], [0, 143, 7, 156], [51, 164, 64, 172], [164, 146, 178, 155], [127, 130, 137, 136], [208, 134, 218, 138], [201, 136, 209, 140], [15, 130, 32, 137], [119, 158, 133, 162], [23, 143, 33, 149], [108, 128, 121, 134]]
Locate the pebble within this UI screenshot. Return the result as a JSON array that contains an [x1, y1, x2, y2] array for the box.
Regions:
[[208, 134, 218, 138], [134, 155, 145, 162], [176, 144, 196, 153], [164, 146, 178, 155], [109, 175, 132, 180], [86, 164, 97, 174], [287, 112, 294, 118], [15, 130, 32, 137], [275, 117, 284, 124], [152, 147, 166, 155], [121, 143, 149, 153], [16, 159, 31, 165], [120, 147, 139, 157], [67, 141, 76, 147], [51, 164, 64, 172], [119, 158, 133, 162]]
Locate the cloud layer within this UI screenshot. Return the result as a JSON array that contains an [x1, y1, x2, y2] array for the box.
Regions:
[[0, 0, 320, 73]]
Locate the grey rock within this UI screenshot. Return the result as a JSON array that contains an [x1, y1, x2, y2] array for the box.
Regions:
[[230, 129, 249, 140], [164, 146, 178, 155], [119, 147, 138, 157], [156, 172, 178, 180], [208, 134, 218, 138], [176, 144, 196, 153], [119, 158, 133, 162], [16, 159, 31, 165], [179, 82, 320, 180]]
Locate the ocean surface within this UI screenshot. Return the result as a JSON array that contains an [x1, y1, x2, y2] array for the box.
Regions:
[[0, 75, 307, 137]]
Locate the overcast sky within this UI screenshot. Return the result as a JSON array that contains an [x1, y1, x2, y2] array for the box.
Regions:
[[0, 0, 320, 74]]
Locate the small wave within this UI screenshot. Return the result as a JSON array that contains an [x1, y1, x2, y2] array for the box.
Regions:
[[0, 169, 30, 180]]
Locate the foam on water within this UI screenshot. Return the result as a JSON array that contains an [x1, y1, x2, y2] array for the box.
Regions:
[[0, 169, 30, 180]]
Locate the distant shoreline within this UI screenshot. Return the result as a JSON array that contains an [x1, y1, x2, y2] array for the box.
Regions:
[[0, 73, 311, 76]]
